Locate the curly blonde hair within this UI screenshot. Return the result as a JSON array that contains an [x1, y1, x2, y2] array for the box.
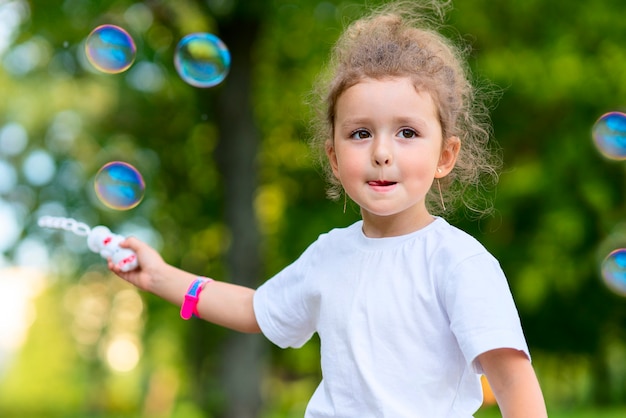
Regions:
[[307, 0, 501, 216]]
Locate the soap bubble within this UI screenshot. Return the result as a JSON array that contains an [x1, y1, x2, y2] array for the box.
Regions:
[[174, 33, 230, 88], [592, 111, 626, 160], [85, 25, 136, 74], [94, 161, 145, 210], [601, 248, 626, 296]]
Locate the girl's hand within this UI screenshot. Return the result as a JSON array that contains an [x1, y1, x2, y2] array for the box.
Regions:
[[109, 236, 260, 334], [108, 237, 167, 292]]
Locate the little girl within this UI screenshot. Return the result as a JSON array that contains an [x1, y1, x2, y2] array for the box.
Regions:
[[110, 1, 547, 416]]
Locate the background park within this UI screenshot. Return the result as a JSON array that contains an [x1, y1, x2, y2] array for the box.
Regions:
[[1, 0, 626, 417]]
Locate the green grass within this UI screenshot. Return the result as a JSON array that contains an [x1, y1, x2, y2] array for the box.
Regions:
[[476, 405, 626, 417]]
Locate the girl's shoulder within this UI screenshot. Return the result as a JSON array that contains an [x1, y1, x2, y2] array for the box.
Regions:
[[312, 220, 364, 245], [427, 217, 497, 264], [431, 217, 484, 246]]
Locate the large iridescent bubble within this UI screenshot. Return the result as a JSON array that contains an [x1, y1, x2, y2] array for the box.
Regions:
[[174, 33, 230, 88], [85, 25, 137, 74], [601, 248, 626, 296], [592, 111, 626, 160], [94, 161, 145, 210]]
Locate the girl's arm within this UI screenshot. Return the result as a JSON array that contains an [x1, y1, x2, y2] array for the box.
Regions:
[[108, 237, 261, 334], [477, 348, 548, 418]]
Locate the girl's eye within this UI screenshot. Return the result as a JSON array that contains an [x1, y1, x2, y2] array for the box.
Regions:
[[398, 128, 418, 139], [350, 129, 371, 140]]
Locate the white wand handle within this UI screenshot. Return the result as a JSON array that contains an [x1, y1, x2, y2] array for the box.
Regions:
[[38, 216, 138, 272]]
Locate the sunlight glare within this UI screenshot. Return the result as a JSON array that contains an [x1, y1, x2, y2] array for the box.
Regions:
[[0, 266, 45, 372]]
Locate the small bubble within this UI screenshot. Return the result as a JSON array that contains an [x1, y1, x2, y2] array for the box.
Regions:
[[85, 25, 137, 74], [601, 248, 626, 296], [592, 111, 626, 160], [174, 33, 230, 88], [94, 161, 145, 210]]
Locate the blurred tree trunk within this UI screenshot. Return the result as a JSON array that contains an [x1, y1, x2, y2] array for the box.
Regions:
[[164, 0, 267, 415], [212, 5, 265, 418]]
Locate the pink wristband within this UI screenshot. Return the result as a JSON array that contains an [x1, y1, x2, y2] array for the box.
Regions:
[[180, 277, 213, 320]]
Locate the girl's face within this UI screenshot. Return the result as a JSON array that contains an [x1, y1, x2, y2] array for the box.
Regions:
[[327, 76, 459, 237]]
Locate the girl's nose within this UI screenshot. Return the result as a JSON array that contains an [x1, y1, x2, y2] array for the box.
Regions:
[[372, 138, 393, 166]]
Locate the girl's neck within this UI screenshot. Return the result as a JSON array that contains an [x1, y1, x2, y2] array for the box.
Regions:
[[360, 209, 436, 238]]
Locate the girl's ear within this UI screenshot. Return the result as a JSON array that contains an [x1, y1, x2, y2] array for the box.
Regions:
[[326, 140, 340, 179], [436, 136, 461, 178]]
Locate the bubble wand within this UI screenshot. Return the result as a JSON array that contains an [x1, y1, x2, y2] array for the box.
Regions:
[[37, 216, 138, 272]]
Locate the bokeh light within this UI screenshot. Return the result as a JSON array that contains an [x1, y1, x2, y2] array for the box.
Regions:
[[85, 24, 136, 74], [105, 335, 140, 373], [22, 149, 55, 186], [174, 33, 230, 88], [0, 159, 17, 193], [0, 200, 21, 253], [0, 122, 28, 156], [0, 1, 30, 57], [592, 111, 626, 160], [601, 248, 626, 296], [94, 161, 145, 210]]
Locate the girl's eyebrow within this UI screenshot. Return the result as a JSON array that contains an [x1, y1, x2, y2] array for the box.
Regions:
[[393, 116, 429, 128], [337, 117, 370, 128]]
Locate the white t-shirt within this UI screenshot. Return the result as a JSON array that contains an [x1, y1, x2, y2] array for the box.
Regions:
[[254, 217, 529, 417]]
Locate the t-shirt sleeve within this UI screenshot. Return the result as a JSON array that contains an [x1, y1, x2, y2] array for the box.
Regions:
[[443, 251, 530, 374], [253, 243, 319, 349]]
